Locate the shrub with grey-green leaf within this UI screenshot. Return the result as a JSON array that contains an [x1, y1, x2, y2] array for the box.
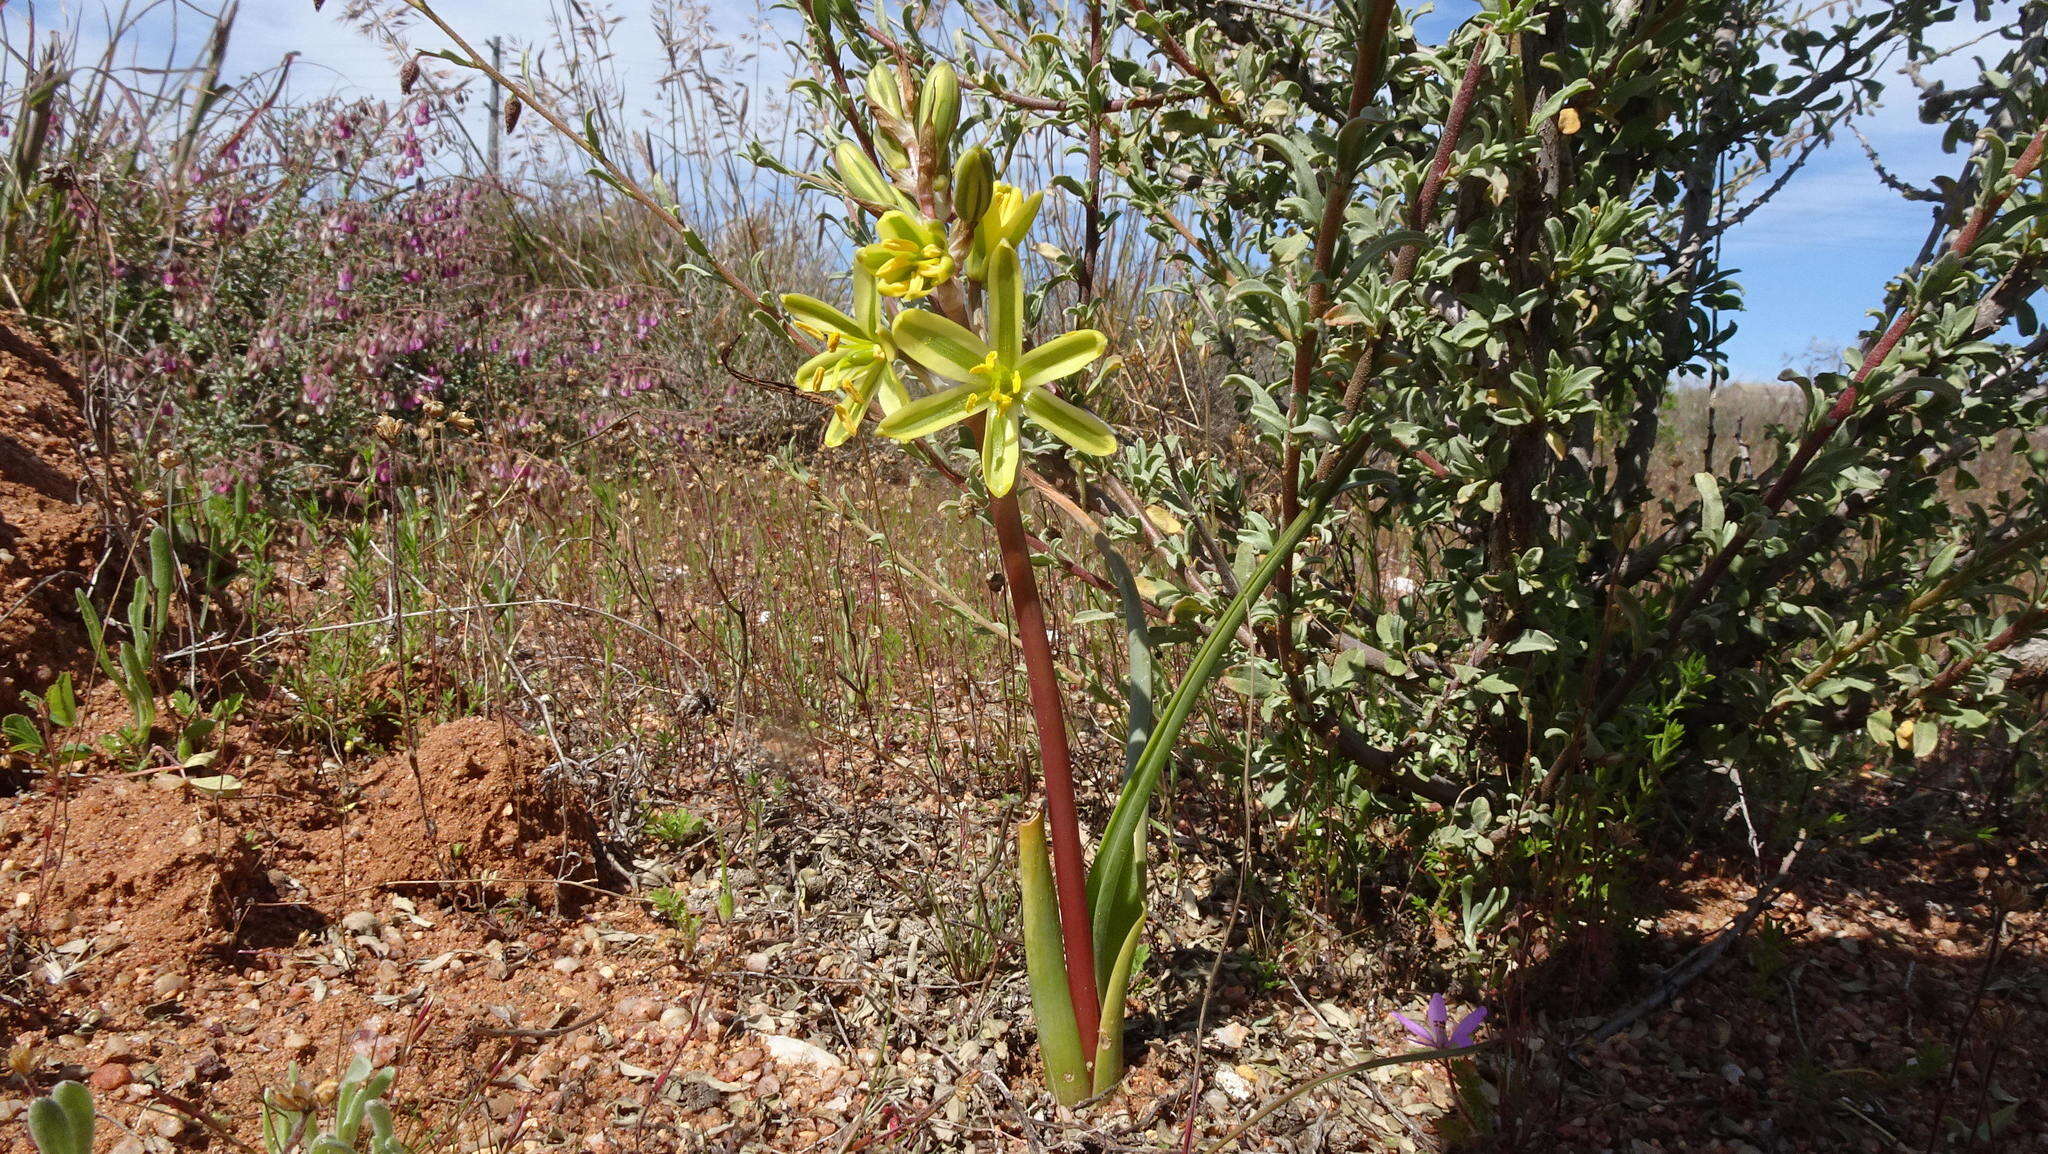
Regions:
[[773, 0, 2048, 934]]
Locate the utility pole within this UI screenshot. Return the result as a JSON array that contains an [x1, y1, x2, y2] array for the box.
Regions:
[[484, 36, 502, 179]]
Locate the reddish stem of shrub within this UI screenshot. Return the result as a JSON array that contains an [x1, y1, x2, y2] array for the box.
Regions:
[[1391, 33, 1492, 284]]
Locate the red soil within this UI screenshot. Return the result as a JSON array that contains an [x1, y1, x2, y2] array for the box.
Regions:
[[0, 318, 108, 716]]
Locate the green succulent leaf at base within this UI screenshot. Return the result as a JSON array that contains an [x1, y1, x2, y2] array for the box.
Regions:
[[1019, 812, 1090, 1105], [1092, 898, 1146, 1096]]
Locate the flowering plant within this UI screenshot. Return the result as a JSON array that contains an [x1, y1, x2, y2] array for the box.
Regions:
[[751, 59, 1139, 1102], [1393, 995, 1489, 1050]]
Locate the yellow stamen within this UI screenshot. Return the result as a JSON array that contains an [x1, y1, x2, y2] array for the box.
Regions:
[[968, 350, 1026, 410]]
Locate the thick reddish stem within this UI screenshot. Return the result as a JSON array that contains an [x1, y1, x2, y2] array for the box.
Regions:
[[1392, 34, 1492, 284], [989, 488, 1102, 1062]]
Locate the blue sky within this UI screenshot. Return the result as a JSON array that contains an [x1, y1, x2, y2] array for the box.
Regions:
[[43, 0, 2017, 381]]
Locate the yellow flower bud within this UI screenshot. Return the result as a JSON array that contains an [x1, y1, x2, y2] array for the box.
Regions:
[[864, 63, 912, 171], [834, 140, 911, 212], [865, 62, 906, 122]]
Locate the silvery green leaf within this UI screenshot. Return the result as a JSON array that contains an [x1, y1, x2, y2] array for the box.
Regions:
[[1695, 472, 1723, 536], [1504, 630, 1557, 655]]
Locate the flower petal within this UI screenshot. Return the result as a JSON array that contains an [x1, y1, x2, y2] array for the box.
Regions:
[[825, 364, 888, 448], [1023, 389, 1117, 457], [781, 293, 864, 342], [1391, 1012, 1437, 1048], [793, 348, 847, 392], [893, 309, 991, 382], [988, 241, 1025, 364], [982, 405, 1022, 497], [1017, 329, 1106, 389], [876, 380, 982, 440], [824, 398, 861, 447], [1448, 1007, 1487, 1047], [876, 209, 920, 244], [999, 188, 1045, 238], [874, 363, 910, 416], [1426, 993, 1448, 1029], [852, 263, 881, 334]]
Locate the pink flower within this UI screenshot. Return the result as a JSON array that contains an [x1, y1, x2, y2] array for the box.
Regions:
[[1392, 994, 1487, 1049]]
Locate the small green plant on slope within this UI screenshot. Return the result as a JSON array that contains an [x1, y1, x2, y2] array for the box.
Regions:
[[24, 1081, 91, 1154], [644, 806, 708, 848], [64, 520, 245, 790], [163, 688, 249, 797], [26, 1054, 408, 1153], [646, 886, 706, 946], [2, 674, 93, 776], [260, 1054, 408, 1154], [75, 524, 177, 762]]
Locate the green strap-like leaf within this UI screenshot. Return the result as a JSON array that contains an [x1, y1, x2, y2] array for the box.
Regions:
[[1019, 814, 1090, 1105], [1091, 904, 1145, 1096], [1092, 536, 1154, 780], [1088, 422, 1378, 995]]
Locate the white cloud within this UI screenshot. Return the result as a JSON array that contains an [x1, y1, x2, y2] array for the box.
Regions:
[[10, 0, 799, 171]]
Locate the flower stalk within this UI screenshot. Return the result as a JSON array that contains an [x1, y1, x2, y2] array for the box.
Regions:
[[989, 481, 1103, 1065]]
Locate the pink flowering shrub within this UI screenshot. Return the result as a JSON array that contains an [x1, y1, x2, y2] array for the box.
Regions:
[[11, 67, 815, 503]]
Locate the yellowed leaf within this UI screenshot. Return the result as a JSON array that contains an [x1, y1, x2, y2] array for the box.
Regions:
[[1144, 504, 1185, 535]]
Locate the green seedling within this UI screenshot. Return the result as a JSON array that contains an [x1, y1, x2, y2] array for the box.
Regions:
[[26, 1081, 93, 1154], [3, 673, 94, 773], [261, 1053, 406, 1154], [76, 525, 178, 763], [644, 807, 708, 848]]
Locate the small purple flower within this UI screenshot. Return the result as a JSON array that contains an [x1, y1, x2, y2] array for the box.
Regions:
[[1392, 994, 1487, 1049]]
